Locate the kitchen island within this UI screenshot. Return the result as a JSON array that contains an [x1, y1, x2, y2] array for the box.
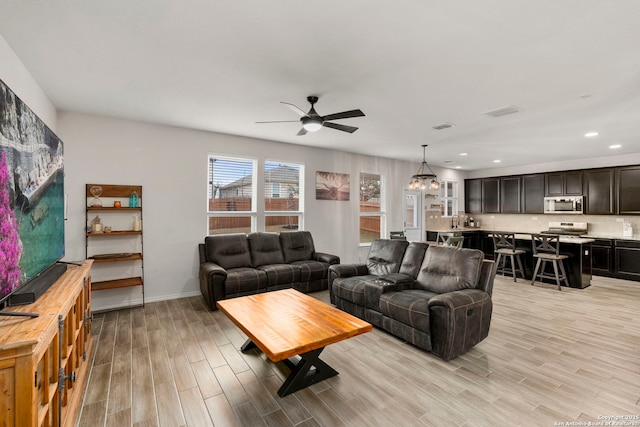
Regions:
[[426, 228, 593, 288]]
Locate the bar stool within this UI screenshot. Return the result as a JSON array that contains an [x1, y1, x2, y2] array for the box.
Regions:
[[491, 232, 526, 282], [443, 236, 464, 248], [436, 231, 462, 245], [531, 234, 569, 291]]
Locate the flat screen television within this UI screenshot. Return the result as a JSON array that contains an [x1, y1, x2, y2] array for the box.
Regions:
[[0, 78, 66, 317]]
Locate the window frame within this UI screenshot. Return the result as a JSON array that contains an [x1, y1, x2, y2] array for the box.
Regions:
[[207, 155, 258, 235], [440, 179, 459, 218]]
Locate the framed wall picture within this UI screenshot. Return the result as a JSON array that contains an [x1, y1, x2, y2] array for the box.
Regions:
[[315, 171, 350, 201]]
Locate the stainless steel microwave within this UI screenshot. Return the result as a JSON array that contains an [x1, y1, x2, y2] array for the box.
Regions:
[[544, 196, 583, 214]]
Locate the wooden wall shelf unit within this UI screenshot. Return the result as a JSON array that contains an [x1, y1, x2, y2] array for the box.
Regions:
[[0, 261, 93, 427], [85, 184, 144, 306]]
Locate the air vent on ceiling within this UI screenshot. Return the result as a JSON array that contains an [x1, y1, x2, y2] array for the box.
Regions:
[[483, 105, 521, 118], [432, 122, 455, 130]]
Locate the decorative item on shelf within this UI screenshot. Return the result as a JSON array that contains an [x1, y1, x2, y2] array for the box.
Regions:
[[104, 226, 112, 233], [114, 201, 121, 208], [91, 215, 103, 233], [129, 190, 139, 208], [132, 215, 141, 231], [90, 185, 103, 207], [408, 144, 440, 191]]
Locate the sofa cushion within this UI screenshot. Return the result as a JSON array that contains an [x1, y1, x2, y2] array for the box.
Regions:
[[366, 239, 410, 276], [205, 234, 253, 270], [225, 267, 268, 296], [378, 289, 437, 332], [280, 231, 315, 263], [257, 263, 301, 288], [415, 246, 484, 294], [248, 232, 284, 267], [332, 275, 379, 306], [399, 242, 429, 278]]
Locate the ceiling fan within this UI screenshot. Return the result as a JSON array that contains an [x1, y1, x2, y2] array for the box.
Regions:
[[256, 96, 365, 135]]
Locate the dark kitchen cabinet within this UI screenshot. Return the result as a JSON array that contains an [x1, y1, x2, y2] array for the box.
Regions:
[[522, 174, 545, 213], [615, 240, 640, 280], [500, 176, 521, 213], [584, 168, 615, 214], [464, 179, 482, 214], [545, 171, 583, 196], [482, 178, 500, 213], [591, 239, 614, 277], [617, 166, 640, 214], [462, 231, 480, 250]]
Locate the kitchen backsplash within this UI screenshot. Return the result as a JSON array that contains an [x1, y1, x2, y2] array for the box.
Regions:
[[426, 212, 640, 238]]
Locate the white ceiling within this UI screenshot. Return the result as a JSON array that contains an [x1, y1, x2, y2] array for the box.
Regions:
[[1, 1, 640, 170]]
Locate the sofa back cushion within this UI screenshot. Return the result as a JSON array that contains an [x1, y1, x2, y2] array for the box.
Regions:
[[415, 246, 484, 293], [366, 239, 410, 276], [248, 232, 284, 267], [399, 242, 429, 278], [280, 231, 315, 263], [204, 234, 253, 269]]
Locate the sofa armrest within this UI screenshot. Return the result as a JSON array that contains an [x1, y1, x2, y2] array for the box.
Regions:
[[427, 289, 493, 360], [314, 252, 340, 265], [199, 261, 228, 310]]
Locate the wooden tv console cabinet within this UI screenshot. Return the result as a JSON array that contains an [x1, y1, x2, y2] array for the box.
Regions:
[[0, 261, 93, 427]]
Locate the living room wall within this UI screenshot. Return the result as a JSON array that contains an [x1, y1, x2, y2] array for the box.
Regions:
[[59, 111, 465, 310]]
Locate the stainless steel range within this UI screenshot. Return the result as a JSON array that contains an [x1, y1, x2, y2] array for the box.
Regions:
[[540, 221, 588, 236]]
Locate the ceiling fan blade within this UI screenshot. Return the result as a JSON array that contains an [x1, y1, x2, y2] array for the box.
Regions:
[[255, 120, 300, 123], [323, 122, 358, 133], [321, 109, 365, 121], [296, 128, 308, 136], [281, 102, 307, 117]]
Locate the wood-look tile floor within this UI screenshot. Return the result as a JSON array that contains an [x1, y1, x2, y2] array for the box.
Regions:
[[77, 275, 640, 427]]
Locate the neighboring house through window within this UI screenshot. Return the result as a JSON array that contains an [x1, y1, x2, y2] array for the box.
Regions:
[[264, 161, 303, 232], [359, 172, 385, 244]]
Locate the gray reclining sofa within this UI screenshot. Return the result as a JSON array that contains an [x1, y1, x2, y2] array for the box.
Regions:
[[329, 239, 497, 360]]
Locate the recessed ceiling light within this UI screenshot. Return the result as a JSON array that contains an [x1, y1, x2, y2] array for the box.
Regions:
[[585, 132, 599, 137], [455, 166, 462, 169], [459, 152, 468, 156], [609, 144, 622, 149], [493, 160, 501, 163]]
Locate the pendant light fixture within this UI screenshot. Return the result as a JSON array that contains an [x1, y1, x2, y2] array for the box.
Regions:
[[409, 144, 440, 191]]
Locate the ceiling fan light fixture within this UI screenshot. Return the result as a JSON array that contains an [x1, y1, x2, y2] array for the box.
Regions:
[[301, 116, 323, 132], [409, 144, 439, 191]]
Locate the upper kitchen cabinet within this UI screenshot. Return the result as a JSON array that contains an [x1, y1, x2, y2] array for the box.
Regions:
[[584, 168, 615, 214], [482, 178, 500, 213], [617, 165, 640, 214], [465, 179, 482, 213], [521, 173, 545, 213], [545, 171, 583, 196], [500, 176, 521, 213]]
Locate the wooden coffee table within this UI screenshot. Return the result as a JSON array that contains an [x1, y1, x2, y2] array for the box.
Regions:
[[216, 288, 372, 397]]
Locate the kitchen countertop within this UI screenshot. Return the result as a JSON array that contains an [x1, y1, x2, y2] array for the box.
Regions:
[[428, 227, 595, 244], [427, 227, 640, 243]]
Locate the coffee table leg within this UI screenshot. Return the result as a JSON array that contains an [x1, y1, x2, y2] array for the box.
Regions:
[[240, 339, 257, 352], [277, 347, 338, 397]]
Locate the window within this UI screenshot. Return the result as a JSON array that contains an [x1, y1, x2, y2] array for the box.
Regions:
[[208, 155, 257, 234], [359, 172, 385, 244], [264, 161, 303, 232], [440, 180, 458, 217]]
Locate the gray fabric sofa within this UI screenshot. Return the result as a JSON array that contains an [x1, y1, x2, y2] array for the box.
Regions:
[[199, 231, 339, 310], [329, 239, 497, 360]]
